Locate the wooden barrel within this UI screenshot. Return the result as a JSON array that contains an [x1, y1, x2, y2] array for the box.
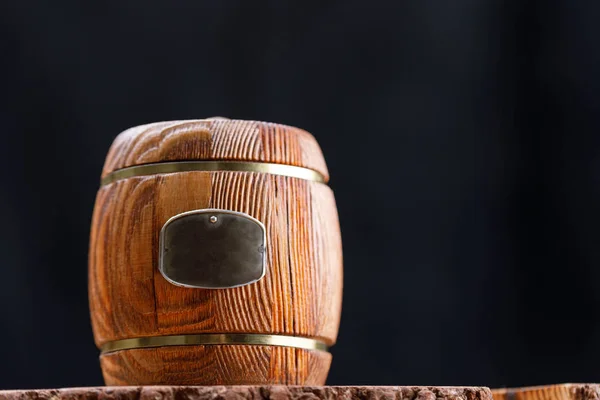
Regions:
[[88, 119, 343, 386]]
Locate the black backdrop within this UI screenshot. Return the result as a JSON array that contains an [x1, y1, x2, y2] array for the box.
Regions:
[[2, 0, 600, 390]]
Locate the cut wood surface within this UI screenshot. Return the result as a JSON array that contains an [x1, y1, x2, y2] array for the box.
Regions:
[[0, 386, 493, 400], [101, 119, 329, 181], [492, 384, 600, 400]]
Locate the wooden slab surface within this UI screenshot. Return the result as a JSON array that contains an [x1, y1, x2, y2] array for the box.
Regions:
[[492, 384, 600, 400], [0, 386, 492, 400]]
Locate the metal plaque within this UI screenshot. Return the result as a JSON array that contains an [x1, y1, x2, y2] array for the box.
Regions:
[[159, 209, 266, 289]]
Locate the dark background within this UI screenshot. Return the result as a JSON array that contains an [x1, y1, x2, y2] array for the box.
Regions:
[[2, 0, 600, 390]]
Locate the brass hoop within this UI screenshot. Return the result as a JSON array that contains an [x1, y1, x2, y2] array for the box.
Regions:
[[100, 333, 329, 354], [101, 161, 326, 186]]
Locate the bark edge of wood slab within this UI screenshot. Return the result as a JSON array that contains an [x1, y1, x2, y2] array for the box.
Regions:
[[492, 384, 600, 400], [0, 385, 492, 400]]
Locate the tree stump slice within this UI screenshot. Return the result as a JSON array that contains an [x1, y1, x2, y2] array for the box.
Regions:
[[0, 386, 492, 400], [492, 384, 600, 400]]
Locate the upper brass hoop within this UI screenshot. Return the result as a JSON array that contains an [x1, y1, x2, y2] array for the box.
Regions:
[[100, 333, 329, 354], [101, 161, 326, 186]]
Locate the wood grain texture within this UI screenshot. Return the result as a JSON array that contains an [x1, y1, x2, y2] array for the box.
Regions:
[[89, 172, 342, 345], [89, 120, 341, 385], [492, 384, 600, 400], [99, 346, 331, 386], [0, 386, 493, 400], [101, 119, 329, 181]]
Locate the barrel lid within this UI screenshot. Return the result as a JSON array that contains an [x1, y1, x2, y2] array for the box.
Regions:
[[102, 118, 329, 182]]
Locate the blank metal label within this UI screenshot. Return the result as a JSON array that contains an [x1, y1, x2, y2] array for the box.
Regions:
[[159, 209, 266, 289]]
